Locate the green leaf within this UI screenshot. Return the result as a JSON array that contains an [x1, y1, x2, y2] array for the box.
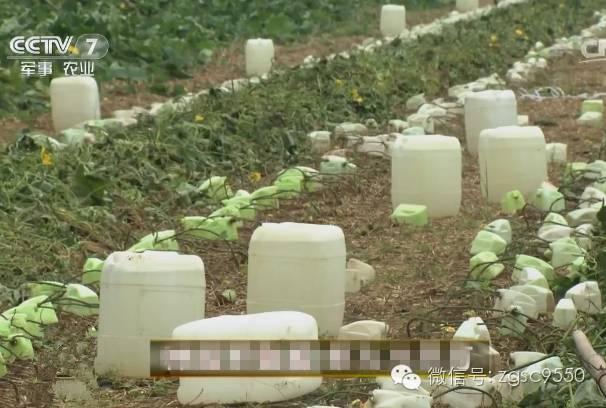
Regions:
[[72, 169, 111, 205], [221, 289, 237, 303]]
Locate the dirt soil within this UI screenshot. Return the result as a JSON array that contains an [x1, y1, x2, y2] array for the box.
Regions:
[[0, 5, 452, 145]]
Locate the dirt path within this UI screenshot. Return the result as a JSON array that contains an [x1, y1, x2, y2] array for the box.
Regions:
[[0, 5, 455, 145]]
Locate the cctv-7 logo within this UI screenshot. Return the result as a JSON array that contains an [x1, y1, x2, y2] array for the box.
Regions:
[[85, 38, 97, 56], [581, 38, 606, 61]]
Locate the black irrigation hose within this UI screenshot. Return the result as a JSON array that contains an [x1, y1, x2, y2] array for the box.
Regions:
[[467, 259, 507, 281], [52, 298, 99, 308], [499, 355, 556, 375], [406, 306, 559, 353], [0, 310, 44, 339]]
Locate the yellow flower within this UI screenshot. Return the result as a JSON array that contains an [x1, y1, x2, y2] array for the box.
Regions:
[[351, 88, 363, 104], [68, 45, 79, 55], [335, 79, 344, 87], [515, 28, 525, 37], [488, 34, 499, 48], [248, 171, 262, 183], [40, 147, 53, 167], [440, 325, 456, 334], [195, 114, 205, 123]]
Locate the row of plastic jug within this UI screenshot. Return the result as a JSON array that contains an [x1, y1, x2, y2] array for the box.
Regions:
[[465, 90, 548, 202], [390, 125, 547, 216], [379, 1, 481, 38], [95, 222, 347, 374]]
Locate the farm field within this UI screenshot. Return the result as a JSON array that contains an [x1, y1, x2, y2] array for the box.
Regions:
[[2, 1, 606, 407], [0, 0, 459, 143]]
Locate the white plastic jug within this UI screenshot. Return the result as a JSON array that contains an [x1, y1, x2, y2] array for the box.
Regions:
[[575, 224, 594, 250], [478, 126, 547, 203], [345, 258, 376, 293], [577, 111, 603, 128], [494, 289, 538, 319], [357, 136, 386, 157], [580, 186, 606, 209], [545, 212, 568, 225], [510, 285, 555, 314], [485, 219, 512, 244], [391, 135, 462, 217], [456, 0, 479, 12], [308, 131, 331, 154], [338, 320, 388, 340], [582, 99, 604, 114], [585, 160, 606, 180], [464, 90, 518, 156], [388, 119, 409, 133], [452, 316, 490, 342], [514, 267, 549, 289], [380, 5, 407, 38], [510, 351, 547, 368], [95, 251, 205, 377], [50, 76, 101, 132], [368, 389, 431, 408], [321, 155, 357, 176], [470, 230, 507, 255], [538, 219, 574, 242], [565, 281, 602, 314], [549, 237, 585, 269], [247, 222, 345, 337], [539, 224, 574, 244], [407, 113, 434, 134], [567, 208, 599, 227], [334, 122, 367, 138], [553, 298, 577, 329], [545, 143, 567, 163], [531, 188, 565, 212], [172, 311, 322, 405], [435, 377, 495, 408], [419, 104, 447, 118], [245, 39, 274, 77]]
